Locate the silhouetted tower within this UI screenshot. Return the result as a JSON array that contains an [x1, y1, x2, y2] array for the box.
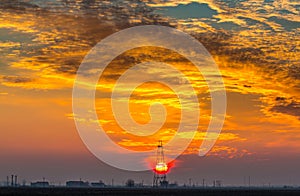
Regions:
[[153, 140, 168, 187], [14, 175, 17, 187], [11, 175, 14, 187]]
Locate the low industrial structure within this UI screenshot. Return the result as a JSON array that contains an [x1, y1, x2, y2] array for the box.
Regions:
[[66, 181, 89, 188], [31, 181, 50, 188]]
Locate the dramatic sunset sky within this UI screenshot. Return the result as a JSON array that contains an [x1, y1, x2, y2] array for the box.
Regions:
[[0, 0, 299, 186]]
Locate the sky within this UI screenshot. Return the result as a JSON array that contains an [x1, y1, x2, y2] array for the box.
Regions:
[[0, 0, 299, 186]]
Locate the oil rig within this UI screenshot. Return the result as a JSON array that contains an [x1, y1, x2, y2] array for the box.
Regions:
[[153, 140, 169, 187]]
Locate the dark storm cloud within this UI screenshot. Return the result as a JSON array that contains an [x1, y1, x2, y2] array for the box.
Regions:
[[1, 75, 32, 83], [272, 97, 300, 118], [237, 16, 273, 30], [0, 0, 39, 9], [268, 16, 300, 31]]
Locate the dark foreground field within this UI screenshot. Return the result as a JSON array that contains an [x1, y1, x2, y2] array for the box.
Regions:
[[1, 187, 300, 196]]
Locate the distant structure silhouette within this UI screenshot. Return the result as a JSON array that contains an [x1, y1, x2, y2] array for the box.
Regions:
[[14, 175, 17, 187], [11, 175, 14, 187], [126, 179, 135, 187], [90, 181, 105, 188], [31, 181, 50, 188], [66, 180, 89, 188], [153, 140, 168, 187]]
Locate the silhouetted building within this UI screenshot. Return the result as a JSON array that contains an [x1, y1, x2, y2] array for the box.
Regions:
[[90, 181, 105, 187], [160, 180, 168, 188], [31, 181, 50, 188], [66, 181, 89, 187], [125, 179, 135, 187], [216, 180, 222, 187]]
